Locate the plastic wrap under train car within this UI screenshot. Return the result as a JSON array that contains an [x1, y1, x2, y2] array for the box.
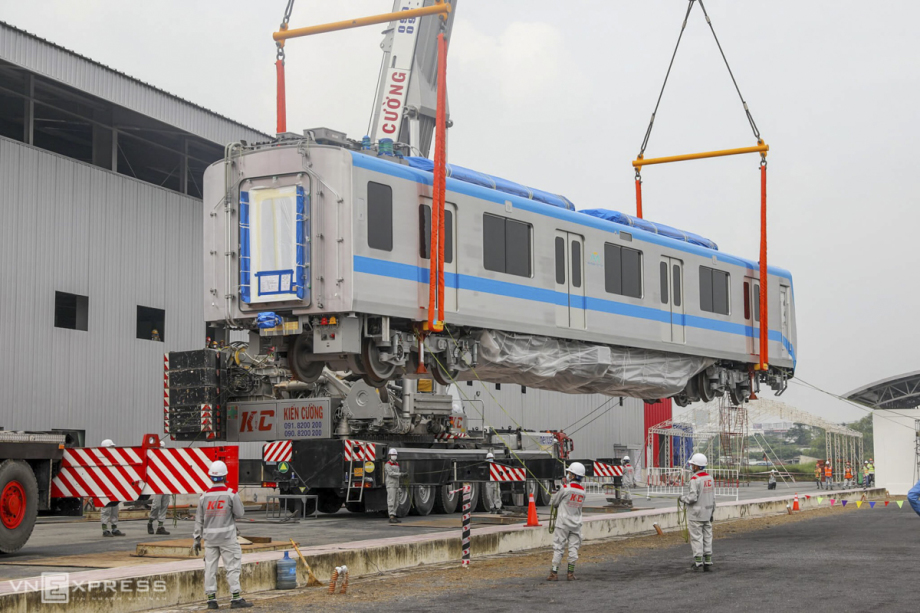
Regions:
[[464, 330, 715, 399]]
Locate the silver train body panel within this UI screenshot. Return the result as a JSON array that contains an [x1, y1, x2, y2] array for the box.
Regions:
[[203, 141, 796, 393]]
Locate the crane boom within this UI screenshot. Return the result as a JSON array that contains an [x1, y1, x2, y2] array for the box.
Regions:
[[369, 0, 457, 157]]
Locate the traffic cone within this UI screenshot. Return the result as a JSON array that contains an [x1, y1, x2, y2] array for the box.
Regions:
[[525, 492, 542, 527], [793, 493, 800, 511]]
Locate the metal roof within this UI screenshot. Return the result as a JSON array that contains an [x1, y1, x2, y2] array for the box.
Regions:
[[0, 21, 271, 145], [844, 371, 920, 410]]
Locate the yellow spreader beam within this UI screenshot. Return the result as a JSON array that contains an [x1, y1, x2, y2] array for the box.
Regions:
[[273, 2, 451, 42], [633, 143, 768, 171]]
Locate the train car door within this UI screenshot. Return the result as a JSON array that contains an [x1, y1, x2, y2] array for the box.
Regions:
[[743, 277, 760, 356], [659, 257, 685, 343], [554, 231, 586, 329], [418, 199, 458, 313], [779, 285, 790, 358]]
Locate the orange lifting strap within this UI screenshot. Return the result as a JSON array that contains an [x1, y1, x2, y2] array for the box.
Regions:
[[633, 0, 770, 371], [269, 2, 453, 332], [427, 31, 449, 332]]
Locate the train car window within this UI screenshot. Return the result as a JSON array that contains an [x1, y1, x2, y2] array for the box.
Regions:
[[743, 282, 751, 320], [699, 266, 730, 315], [419, 204, 453, 263], [505, 219, 532, 277], [622, 248, 641, 298], [483, 214, 532, 277], [571, 241, 582, 288], [483, 214, 505, 272], [754, 284, 761, 322], [367, 182, 393, 251], [605, 243, 642, 298], [672, 264, 681, 307], [659, 262, 668, 304], [555, 237, 566, 285]]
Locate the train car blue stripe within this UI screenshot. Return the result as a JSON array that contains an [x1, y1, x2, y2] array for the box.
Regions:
[[354, 255, 796, 366], [350, 152, 793, 282]]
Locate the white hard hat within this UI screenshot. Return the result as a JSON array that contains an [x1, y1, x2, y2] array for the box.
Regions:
[[388, 448, 398, 456], [566, 462, 586, 478], [486, 452, 494, 460], [101, 439, 115, 447], [208, 460, 229, 477], [688, 453, 708, 468], [622, 455, 630, 461]]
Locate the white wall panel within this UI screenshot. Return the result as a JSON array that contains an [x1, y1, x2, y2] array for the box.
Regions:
[[0, 136, 204, 446]]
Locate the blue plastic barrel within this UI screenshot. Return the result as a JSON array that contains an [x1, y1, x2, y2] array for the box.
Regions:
[[276, 551, 297, 589]]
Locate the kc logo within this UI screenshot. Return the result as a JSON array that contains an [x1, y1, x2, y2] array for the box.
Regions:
[[240, 410, 275, 433], [206, 500, 226, 510]]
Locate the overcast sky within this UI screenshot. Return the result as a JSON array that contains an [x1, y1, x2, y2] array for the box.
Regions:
[[3, 1, 917, 424]]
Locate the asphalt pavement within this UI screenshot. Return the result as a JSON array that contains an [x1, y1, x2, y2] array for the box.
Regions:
[[314, 505, 917, 613]]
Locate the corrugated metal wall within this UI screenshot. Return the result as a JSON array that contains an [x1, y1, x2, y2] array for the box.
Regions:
[[0, 22, 269, 146], [459, 381, 646, 461], [0, 136, 204, 446]]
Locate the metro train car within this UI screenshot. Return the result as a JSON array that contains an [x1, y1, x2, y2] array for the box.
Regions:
[[202, 129, 796, 406]]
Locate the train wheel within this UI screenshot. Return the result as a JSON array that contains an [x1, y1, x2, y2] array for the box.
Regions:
[[729, 384, 745, 406], [0, 460, 38, 554], [362, 340, 395, 388], [698, 371, 715, 403], [288, 333, 324, 384], [432, 483, 460, 514], [431, 358, 459, 386], [409, 485, 436, 516]]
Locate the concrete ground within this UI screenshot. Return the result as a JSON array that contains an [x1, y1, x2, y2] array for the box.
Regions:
[[0, 480, 839, 582], [227, 501, 916, 613]]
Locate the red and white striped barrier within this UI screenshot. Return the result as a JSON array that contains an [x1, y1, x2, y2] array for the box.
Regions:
[[435, 432, 469, 441], [593, 461, 624, 477], [343, 439, 376, 462], [489, 463, 526, 482], [51, 447, 146, 503], [50, 442, 238, 505], [144, 448, 213, 495], [263, 440, 293, 464]]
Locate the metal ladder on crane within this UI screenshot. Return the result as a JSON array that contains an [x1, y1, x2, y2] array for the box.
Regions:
[[345, 453, 365, 504]]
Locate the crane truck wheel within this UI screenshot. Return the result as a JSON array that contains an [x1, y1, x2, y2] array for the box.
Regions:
[[409, 485, 435, 516], [432, 483, 460, 514], [315, 491, 345, 514], [0, 459, 39, 554], [393, 486, 412, 518]]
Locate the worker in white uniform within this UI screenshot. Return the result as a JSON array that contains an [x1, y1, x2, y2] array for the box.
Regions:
[[148, 440, 171, 535], [484, 452, 503, 514], [622, 455, 635, 488], [679, 453, 716, 571], [385, 448, 404, 524], [193, 460, 252, 609], [548, 462, 586, 582], [99, 439, 125, 537]]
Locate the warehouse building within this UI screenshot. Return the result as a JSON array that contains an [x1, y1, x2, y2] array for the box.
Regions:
[[0, 22, 268, 446], [0, 21, 656, 459]]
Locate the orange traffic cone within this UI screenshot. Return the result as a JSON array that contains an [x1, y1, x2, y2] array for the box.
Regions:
[[793, 493, 800, 512], [525, 492, 542, 527]]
